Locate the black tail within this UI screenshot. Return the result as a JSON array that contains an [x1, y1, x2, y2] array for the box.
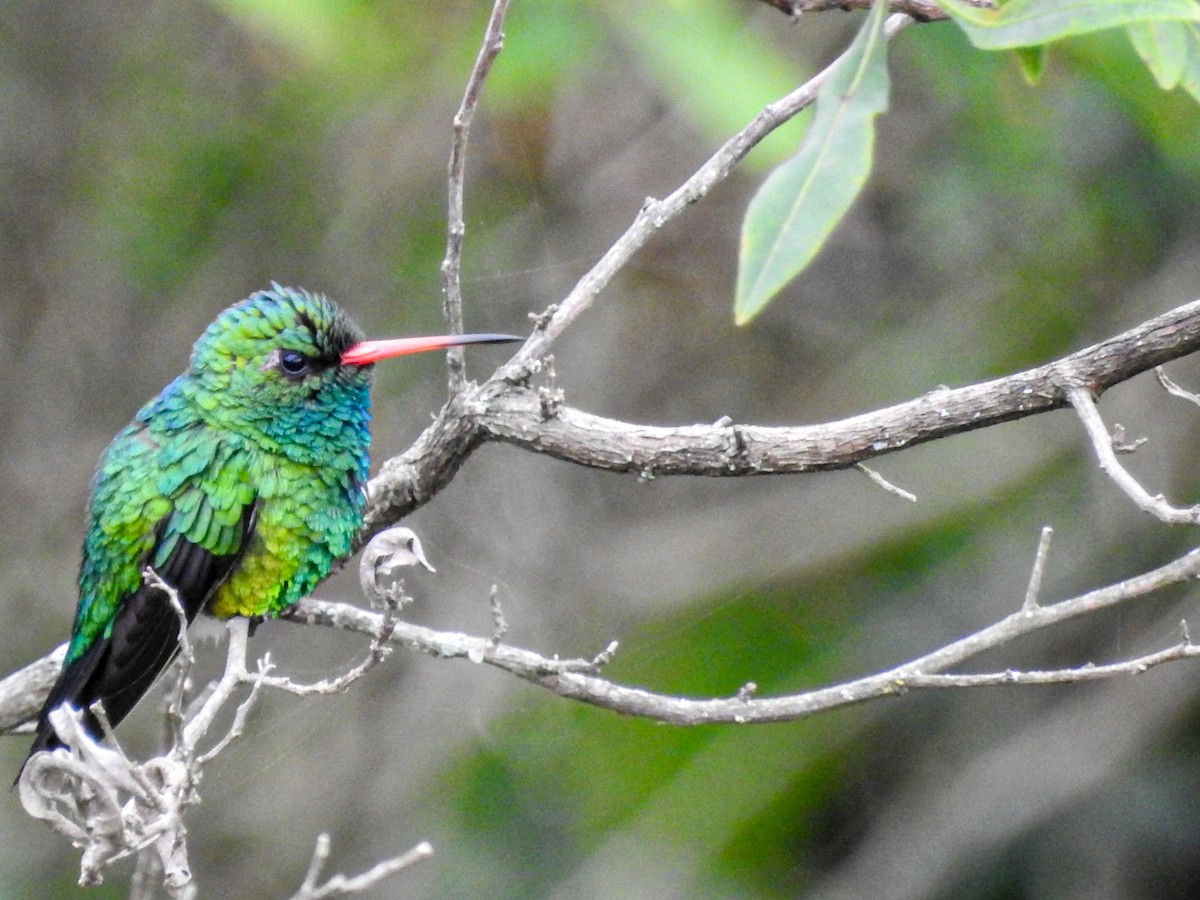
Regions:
[[16, 531, 248, 784], [16, 582, 191, 784]]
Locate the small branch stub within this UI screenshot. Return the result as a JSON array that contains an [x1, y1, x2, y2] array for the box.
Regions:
[[855, 462, 917, 502], [1023, 526, 1053, 612]]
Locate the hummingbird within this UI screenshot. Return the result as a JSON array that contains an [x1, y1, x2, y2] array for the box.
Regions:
[[20, 285, 519, 775]]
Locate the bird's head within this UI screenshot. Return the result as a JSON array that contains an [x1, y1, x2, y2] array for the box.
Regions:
[[193, 286, 361, 398], [185, 285, 519, 457]]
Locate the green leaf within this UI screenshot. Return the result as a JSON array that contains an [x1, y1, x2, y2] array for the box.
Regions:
[[1171, 21, 1200, 101], [1013, 45, 1048, 83], [1128, 20, 1190, 87], [937, 0, 1200, 51], [734, 2, 889, 325]]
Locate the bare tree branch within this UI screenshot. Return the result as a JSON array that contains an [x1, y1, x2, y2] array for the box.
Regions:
[[279, 597, 618, 677], [345, 0, 1200, 541], [380, 298, 1200, 496], [521, 544, 1200, 723], [440, 0, 512, 393], [276, 542, 1200, 726], [757, 0, 995, 22], [358, 393, 491, 541], [250, 597, 399, 697], [0, 644, 63, 733]]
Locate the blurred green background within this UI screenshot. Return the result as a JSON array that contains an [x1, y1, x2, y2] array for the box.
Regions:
[[4, 1, 1200, 897]]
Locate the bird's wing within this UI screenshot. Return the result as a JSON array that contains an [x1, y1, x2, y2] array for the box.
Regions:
[[25, 423, 259, 762]]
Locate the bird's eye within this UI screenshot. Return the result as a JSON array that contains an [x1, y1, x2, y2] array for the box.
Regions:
[[278, 350, 310, 377]]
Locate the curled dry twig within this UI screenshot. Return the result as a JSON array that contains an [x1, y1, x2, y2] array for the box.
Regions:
[[17, 540, 427, 894]]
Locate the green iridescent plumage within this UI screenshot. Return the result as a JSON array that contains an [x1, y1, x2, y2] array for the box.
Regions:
[[24, 287, 370, 766], [22, 285, 515, 772], [73, 288, 371, 654]]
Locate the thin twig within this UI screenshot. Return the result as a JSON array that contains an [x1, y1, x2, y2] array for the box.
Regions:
[[88, 701, 164, 809], [298, 834, 331, 897], [535, 546, 1200, 722], [855, 463, 917, 502], [1108, 423, 1148, 454], [129, 851, 162, 900], [1022, 526, 1053, 612], [194, 655, 270, 767], [181, 619, 253, 750], [291, 833, 433, 900], [142, 569, 195, 745], [143, 567, 194, 666], [893, 638, 1200, 687], [251, 600, 399, 697], [282, 597, 617, 676], [440, 0, 512, 393], [1155, 365, 1200, 408], [1067, 386, 1200, 524]]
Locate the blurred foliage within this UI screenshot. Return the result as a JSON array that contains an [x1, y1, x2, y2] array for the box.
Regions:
[[608, 0, 810, 168], [3, 1, 1200, 898]]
